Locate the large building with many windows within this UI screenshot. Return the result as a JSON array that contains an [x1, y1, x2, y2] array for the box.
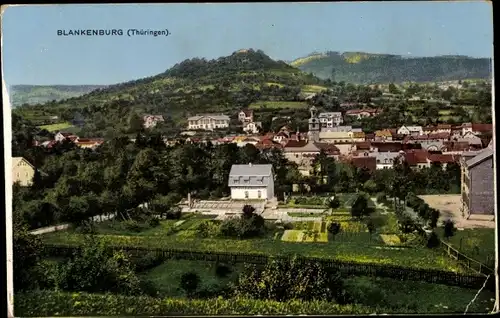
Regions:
[[228, 163, 274, 200], [187, 114, 230, 131]]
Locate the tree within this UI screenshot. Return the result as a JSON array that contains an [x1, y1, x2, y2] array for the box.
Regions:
[[180, 271, 201, 297], [57, 236, 141, 295], [13, 222, 43, 291], [426, 231, 440, 248], [443, 219, 456, 240], [429, 209, 440, 228], [350, 193, 374, 219], [235, 256, 350, 303], [366, 219, 376, 236], [328, 195, 340, 210], [328, 222, 341, 239]]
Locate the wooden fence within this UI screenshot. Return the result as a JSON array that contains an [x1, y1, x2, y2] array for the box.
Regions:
[[43, 244, 493, 291], [440, 240, 494, 276]]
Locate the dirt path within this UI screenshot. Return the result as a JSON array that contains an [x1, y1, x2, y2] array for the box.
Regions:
[[419, 194, 494, 229]]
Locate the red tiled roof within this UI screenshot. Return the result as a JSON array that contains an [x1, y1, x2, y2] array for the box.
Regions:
[[428, 154, 460, 163], [255, 139, 282, 149], [404, 149, 429, 165], [315, 143, 340, 155], [284, 140, 308, 148], [428, 132, 451, 139], [356, 141, 371, 150], [351, 156, 377, 172], [365, 133, 375, 140], [471, 124, 493, 133], [443, 141, 471, 152]]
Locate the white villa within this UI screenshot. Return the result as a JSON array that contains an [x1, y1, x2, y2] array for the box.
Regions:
[[318, 112, 343, 128], [397, 125, 423, 136], [228, 163, 274, 200], [187, 114, 230, 131]]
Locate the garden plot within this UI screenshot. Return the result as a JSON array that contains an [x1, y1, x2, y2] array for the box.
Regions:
[[380, 234, 402, 246], [281, 221, 327, 243]]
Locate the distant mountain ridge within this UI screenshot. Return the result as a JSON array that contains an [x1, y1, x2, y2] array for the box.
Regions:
[[9, 84, 107, 107], [290, 51, 492, 83]]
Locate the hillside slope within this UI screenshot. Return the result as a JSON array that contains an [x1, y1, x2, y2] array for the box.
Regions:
[[13, 49, 328, 136], [9, 85, 107, 107], [291, 51, 492, 83]]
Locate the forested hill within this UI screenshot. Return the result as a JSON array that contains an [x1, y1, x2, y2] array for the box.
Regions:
[[291, 51, 492, 83], [9, 85, 107, 107], [13, 49, 327, 137]]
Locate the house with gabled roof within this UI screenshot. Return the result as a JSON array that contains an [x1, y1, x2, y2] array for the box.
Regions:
[[397, 125, 423, 136], [238, 109, 254, 123], [228, 163, 274, 200], [460, 141, 494, 216], [143, 114, 165, 129], [12, 157, 35, 186]]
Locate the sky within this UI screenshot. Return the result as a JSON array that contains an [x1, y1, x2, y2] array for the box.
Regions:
[[1, 2, 493, 86]]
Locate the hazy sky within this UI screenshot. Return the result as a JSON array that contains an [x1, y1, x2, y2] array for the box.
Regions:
[[2, 2, 493, 86]]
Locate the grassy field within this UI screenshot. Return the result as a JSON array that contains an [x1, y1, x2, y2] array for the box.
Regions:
[[140, 258, 495, 313], [43, 228, 468, 272], [344, 275, 495, 313], [248, 101, 309, 110], [141, 259, 242, 298], [301, 84, 328, 93], [435, 227, 495, 265], [37, 122, 74, 132]]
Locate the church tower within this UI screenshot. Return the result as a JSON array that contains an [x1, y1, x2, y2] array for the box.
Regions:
[[308, 105, 320, 142]]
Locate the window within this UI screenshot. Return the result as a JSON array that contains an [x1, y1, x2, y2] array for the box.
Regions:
[[258, 190, 262, 199], [244, 191, 249, 199], [16, 173, 20, 178]]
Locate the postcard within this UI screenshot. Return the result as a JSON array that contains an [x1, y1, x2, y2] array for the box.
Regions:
[[1, 2, 496, 317]]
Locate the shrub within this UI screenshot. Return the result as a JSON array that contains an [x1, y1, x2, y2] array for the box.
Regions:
[[15, 290, 382, 316], [376, 192, 387, 204], [328, 222, 341, 236], [215, 263, 232, 278], [180, 271, 201, 297], [443, 219, 456, 239], [283, 222, 294, 230], [166, 207, 182, 220], [426, 231, 440, 249], [147, 217, 160, 227], [134, 252, 164, 272], [123, 220, 142, 232]]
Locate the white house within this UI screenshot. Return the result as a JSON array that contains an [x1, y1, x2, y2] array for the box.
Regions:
[[243, 121, 262, 134], [238, 109, 254, 123], [228, 163, 274, 200], [54, 132, 78, 142], [187, 114, 230, 131], [397, 125, 423, 136], [318, 112, 343, 128], [143, 115, 165, 129]]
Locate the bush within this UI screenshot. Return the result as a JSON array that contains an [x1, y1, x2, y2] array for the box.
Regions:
[[123, 220, 142, 232], [180, 271, 201, 297], [283, 222, 294, 230], [443, 219, 456, 239], [15, 290, 382, 316], [328, 222, 341, 236], [134, 252, 165, 272], [426, 231, 440, 249], [215, 263, 232, 278], [147, 217, 160, 227]]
